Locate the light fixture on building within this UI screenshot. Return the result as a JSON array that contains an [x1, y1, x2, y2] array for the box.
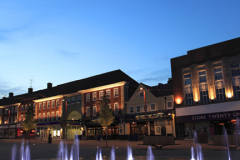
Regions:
[[227, 93, 232, 98], [176, 98, 182, 104], [219, 123, 224, 125], [168, 113, 172, 116], [231, 119, 236, 123]]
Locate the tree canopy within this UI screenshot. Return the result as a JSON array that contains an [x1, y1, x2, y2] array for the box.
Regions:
[[23, 103, 36, 134]]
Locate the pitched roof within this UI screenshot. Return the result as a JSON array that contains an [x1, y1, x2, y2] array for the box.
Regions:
[[0, 69, 139, 106], [141, 82, 173, 97]]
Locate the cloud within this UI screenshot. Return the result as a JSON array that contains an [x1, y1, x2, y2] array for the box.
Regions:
[[0, 81, 26, 98]]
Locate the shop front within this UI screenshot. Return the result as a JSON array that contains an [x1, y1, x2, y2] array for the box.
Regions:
[[126, 111, 175, 136], [36, 122, 61, 139], [176, 101, 240, 140], [0, 125, 9, 138]]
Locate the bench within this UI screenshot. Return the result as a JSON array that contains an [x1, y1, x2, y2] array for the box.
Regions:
[[138, 136, 180, 149], [209, 135, 240, 150]]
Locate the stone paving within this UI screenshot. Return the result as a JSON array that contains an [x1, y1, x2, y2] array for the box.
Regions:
[[0, 139, 240, 160]]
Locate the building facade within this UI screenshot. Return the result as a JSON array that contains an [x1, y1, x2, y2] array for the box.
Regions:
[[125, 82, 175, 137], [171, 37, 240, 139]]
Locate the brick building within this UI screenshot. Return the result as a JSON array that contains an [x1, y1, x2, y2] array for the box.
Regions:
[[171, 37, 240, 139]]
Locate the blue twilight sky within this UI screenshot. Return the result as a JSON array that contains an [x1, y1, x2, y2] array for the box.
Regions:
[[0, 0, 240, 97]]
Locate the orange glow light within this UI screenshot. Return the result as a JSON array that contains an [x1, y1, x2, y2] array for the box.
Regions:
[[231, 119, 236, 123], [227, 93, 232, 98], [219, 123, 224, 125], [176, 98, 182, 104]]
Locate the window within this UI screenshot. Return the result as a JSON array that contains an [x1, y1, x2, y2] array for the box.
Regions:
[[15, 116, 17, 123], [99, 91, 103, 100], [5, 109, 7, 114], [11, 107, 14, 113], [93, 105, 97, 116], [21, 115, 23, 122], [47, 112, 50, 121], [167, 101, 173, 109], [25, 105, 28, 111], [39, 103, 42, 110], [184, 74, 192, 85], [52, 100, 55, 107], [114, 103, 119, 114], [38, 113, 41, 121], [150, 104, 155, 111], [129, 106, 134, 113], [21, 105, 24, 111], [47, 101, 50, 108], [51, 112, 54, 120], [231, 64, 240, 99], [57, 99, 59, 107], [67, 98, 70, 105], [86, 93, 90, 102], [143, 104, 148, 112], [185, 93, 193, 105], [43, 113, 45, 121], [56, 111, 59, 120], [231, 68, 240, 77], [106, 90, 111, 98], [216, 88, 225, 101], [214, 68, 223, 80], [93, 92, 97, 101], [139, 90, 143, 98], [15, 107, 17, 113], [199, 71, 207, 83], [114, 88, 119, 97], [43, 102, 46, 109], [71, 97, 75, 104], [33, 103, 35, 110], [86, 107, 90, 117], [136, 105, 141, 113], [200, 90, 209, 103], [77, 96, 81, 103]]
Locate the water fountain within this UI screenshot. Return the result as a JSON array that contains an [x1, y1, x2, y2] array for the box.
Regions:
[[146, 146, 154, 160], [127, 145, 133, 160], [110, 146, 115, 160]]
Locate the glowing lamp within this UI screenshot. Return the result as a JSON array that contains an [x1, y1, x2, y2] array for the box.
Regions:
[[227, 93, 232, 98], [231, 119, 236, 123], [219, 123, 224, 125], [176, 98, 182, 104]]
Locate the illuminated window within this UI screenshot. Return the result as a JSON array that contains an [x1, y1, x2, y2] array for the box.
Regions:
[[57, 130, 60, 136], [56, 111, 59, 120], [47, 112, 50, 121], [136, 105, 141, 113], [114, 88, 119, 97], [150, 103, 155, 111], [93, 92, 97, 101], [129, 106, 134, 113], [51, 112, 54, 120], [114, 103, 119, 114], [43, 113, 45, 121], [106, 90, 111, 98], [52, 100, 55, 107], [99, 91, 103, 100], [57, 99, 59, 107], [86, 107, 90, 117], [93, 105, 97, 116], [53, 130, 56, 136], [139, 90, 143, 98], [38, 113, 41, 121], [86, 93, 90, 102]]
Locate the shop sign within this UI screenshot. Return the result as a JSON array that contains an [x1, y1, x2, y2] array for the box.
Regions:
[[9, 125, 16, 128], [17, 123, 24, 128], [176, 110, 240, 123], [37, 122, 59, 126]]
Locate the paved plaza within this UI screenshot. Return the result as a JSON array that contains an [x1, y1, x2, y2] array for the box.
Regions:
[[0, 139, 240, 160]]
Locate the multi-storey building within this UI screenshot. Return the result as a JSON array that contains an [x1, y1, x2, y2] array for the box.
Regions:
[[79, 70, 139, 139], [125, 81, 175, 137], [171, 37, 240, 139]]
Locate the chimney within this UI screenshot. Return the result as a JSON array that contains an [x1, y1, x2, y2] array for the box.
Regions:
[[47, 83, 52, 89], [9, 92, 14, 98], [28, 88, 33, 94]]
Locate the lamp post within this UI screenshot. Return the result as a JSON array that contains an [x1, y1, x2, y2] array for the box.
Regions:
[[62, 99, 68, 140], [140, 87, 148, 136]]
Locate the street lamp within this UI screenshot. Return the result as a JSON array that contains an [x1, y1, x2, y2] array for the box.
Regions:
[[140, 87, 148, 136]]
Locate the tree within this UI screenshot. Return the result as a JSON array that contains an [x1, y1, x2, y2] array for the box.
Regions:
[[97, 95, 115, 147], [23, 103, 36, 142]]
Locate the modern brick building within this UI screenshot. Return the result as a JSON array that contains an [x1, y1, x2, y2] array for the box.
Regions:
[[171, 37, 240, 139]]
